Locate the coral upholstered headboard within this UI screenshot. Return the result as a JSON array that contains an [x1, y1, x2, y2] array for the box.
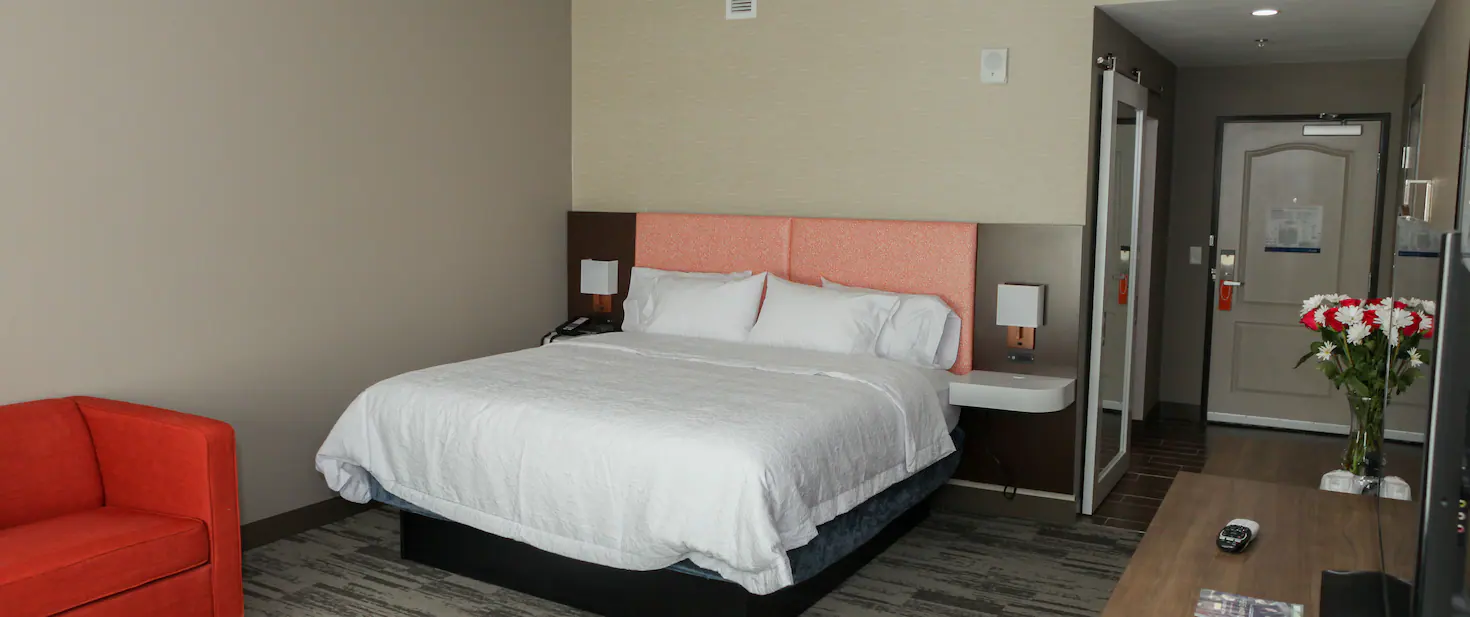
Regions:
[[633, 213, 976, 374]]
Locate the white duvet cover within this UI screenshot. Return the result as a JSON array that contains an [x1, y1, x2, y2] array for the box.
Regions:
[[315, 332, 954, 594]]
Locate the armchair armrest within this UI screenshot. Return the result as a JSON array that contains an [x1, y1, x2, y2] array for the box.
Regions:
[[74, 396, 243, 617]]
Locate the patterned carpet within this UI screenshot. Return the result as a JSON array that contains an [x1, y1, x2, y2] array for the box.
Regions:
[[243, 508, 1138, 617]]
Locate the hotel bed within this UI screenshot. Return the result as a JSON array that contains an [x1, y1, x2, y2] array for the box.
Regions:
[[318, 333, 956, 588], [360, 340, 964, 587], [316, 212, 980, 616]]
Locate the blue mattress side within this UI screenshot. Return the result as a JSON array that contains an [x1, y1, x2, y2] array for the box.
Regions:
[[369, 428, 965, 586]]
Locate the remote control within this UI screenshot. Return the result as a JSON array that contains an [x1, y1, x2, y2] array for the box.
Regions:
[[1216, 518, 1259, 553]]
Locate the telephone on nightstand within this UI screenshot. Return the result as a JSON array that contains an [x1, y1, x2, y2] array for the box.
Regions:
[[543, 316, 619, 345]]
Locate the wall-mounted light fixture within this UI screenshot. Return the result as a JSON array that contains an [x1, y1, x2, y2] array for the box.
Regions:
[[997, 283, 1046, 352], [580, 259, 619, 314]]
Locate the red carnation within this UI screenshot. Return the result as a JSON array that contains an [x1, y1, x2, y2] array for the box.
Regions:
[[1324, 307, 1346, 332], [1301, 311, 1321, 331], [1402, 313, 1420, 337], [1394, 300, 1409, 310], [1339, 298, 1363, 307]]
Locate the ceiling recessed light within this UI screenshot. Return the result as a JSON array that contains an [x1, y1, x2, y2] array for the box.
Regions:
[[1253, 8, 1280, 16]]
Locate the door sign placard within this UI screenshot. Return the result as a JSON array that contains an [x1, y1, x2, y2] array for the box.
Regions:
[[1264, 205, 1324, 254]]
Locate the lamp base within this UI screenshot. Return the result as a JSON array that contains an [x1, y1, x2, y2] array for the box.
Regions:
[[591, 294, 613, 313]]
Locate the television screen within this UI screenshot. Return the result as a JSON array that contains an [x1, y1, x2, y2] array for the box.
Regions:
[[1414, 231, 1470, 616]]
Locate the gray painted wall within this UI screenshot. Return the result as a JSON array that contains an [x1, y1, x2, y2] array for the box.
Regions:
[[1159, 60, 1407, 405], [1090, 9, 1178, 420]]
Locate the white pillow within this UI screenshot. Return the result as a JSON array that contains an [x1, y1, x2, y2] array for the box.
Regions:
[[823, 278, 962, 370], [642, 273, 768, 342], [747, 277, 901, 355], [623, 267, 752, 332]]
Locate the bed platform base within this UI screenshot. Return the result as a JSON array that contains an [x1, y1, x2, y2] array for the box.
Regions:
[[399, 501, 931, 617]]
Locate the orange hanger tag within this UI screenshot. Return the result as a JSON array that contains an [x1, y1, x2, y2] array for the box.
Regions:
[[1117, 276, 1129, 305], [1219, 282, 1234, 311]]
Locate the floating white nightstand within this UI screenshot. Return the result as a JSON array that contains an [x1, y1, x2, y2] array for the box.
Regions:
[[948, 371, 1075, 413]]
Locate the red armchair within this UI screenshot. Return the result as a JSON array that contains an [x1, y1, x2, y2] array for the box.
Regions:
[[0, 397, 242, 617]]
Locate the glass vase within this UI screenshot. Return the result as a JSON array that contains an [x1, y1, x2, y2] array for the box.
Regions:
[[1342, 394, 1386, 476]]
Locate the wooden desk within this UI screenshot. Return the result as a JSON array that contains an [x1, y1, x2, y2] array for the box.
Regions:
[[1102, 473, 1418, 616]]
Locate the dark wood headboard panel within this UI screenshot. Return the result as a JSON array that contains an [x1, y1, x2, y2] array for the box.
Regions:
[[567, 212, 637, 322], [958, 224, 1087, 496]]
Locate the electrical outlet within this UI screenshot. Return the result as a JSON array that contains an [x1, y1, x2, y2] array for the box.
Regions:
[[1189, 246, 1203, 265]]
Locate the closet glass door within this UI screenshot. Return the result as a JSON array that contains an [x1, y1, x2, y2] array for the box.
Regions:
[[1083, 68, 1148, 515]]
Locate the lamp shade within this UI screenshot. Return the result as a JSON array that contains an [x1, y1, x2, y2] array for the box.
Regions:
[[996, 283, 1045, 328], [580, 259, 619, 295]]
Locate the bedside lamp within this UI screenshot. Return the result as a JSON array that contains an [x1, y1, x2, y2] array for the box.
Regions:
[[997, 283, 1045, 351], [580, 259, 619, 314]]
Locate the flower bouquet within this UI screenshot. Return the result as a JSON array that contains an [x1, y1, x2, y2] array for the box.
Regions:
[[1294, 295, 1435, 475]]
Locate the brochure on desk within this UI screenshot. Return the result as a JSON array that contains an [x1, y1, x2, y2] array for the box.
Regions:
[[1195, 589, 1304, 617]]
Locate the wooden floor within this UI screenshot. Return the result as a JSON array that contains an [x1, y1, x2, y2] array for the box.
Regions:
[[1093, 419, 1206, 532]]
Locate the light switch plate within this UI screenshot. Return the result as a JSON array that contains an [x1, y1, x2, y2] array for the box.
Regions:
[[981, 48, 1008, 84], [1189, 246, 1203, 265]]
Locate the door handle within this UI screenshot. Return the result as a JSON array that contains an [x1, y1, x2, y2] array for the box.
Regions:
[[1222, 281, 1243, 287]]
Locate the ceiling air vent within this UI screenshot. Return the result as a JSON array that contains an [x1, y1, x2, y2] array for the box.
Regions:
[[726, 0, 755, 20]]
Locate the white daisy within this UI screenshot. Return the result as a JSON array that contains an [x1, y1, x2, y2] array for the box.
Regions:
[[1315, 307, 1330, 330], [1372, 307, 1393, 329], [1408, 348, 1425, 368], [1301, 294, 1327, 316], [1405, 298, 1423, 309], [1327, 294, 1349, 304], [1391, 308, 1415, 328], [1346, 322, 1373, 345], [1421, 315, 1434, 334], [1337, 305, 1365, 325], [1316, 342, 1337, 362], [1423, 300, 1436, 316]]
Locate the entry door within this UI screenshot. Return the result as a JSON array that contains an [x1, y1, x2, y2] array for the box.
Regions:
[[1207, 120, 1383, 430], [1083, 69, 1147, 515]]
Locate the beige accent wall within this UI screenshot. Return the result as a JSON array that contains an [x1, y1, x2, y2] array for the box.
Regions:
[[0, 0, 571, 523], [1159, 61, 1408, 406], [572, 0, 1099, 225], [1405, 0, 1470, 232]]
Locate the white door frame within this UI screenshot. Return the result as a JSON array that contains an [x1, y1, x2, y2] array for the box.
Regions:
[[1083, 69, 1149, 515], [1131, 117, 1160, 421]]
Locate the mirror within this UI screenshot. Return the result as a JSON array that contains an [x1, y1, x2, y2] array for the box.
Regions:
[[1460, 77, 1470, 231], [1084, 69, 1148, 514], [1406, 89, 1424, 184], [1096, 100, 1138, 472]]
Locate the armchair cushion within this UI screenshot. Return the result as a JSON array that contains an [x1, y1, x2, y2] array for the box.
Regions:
[[0, 399, 104, 529], [0, 507, 210, 617]]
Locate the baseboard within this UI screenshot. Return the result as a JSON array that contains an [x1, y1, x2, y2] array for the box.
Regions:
[[932, 481, 1077, 524], [1206, 412, 1425, 444], [241, 497, 377, 550]]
